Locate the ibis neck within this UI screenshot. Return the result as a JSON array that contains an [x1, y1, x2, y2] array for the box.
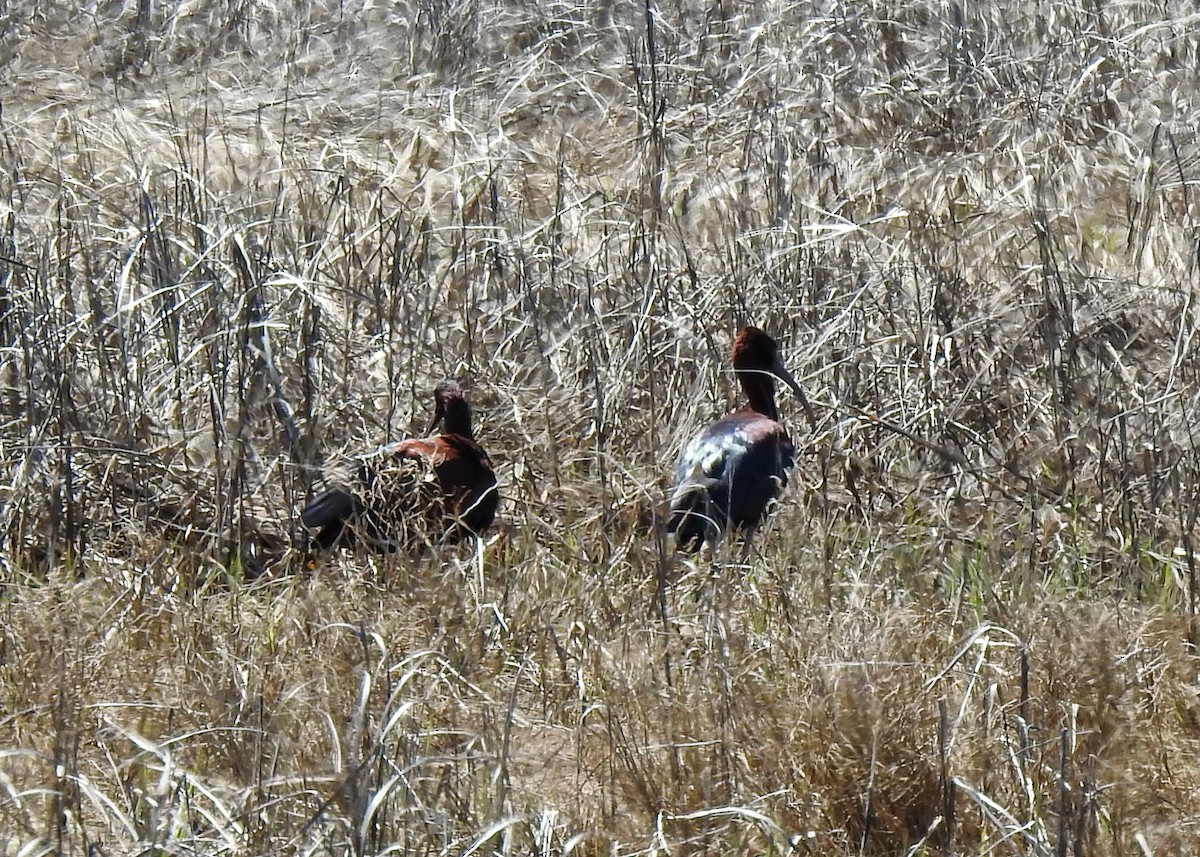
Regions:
[[740, 373, 779, 421], [440, 400, 475, 438]]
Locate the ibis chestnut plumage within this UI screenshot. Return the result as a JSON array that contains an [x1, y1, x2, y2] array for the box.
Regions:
[[302, 380, 499, 552], [667, 326, 813, 553]]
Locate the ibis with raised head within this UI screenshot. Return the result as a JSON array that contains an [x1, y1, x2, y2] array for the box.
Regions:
[[667, 326, 814, 553], [301, 380, 499, 552]]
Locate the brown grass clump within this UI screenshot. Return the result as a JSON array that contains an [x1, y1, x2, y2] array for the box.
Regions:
[[2, 0, 1200, 852]]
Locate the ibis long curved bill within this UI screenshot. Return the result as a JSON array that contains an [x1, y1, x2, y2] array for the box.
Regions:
[[771, 357, 817, 431]]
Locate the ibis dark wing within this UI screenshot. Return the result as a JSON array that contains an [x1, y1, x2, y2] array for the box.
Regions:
[[668, 411, 794, 552]]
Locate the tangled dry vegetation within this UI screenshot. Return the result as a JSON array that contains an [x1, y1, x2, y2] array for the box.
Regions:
[[3, 0, 1200, 853]]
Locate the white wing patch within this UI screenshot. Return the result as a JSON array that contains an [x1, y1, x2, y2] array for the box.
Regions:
[[679, 427, 755, 479]]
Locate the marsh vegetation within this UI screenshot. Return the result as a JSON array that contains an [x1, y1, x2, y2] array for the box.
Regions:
[[2, 0, 1200, 852]]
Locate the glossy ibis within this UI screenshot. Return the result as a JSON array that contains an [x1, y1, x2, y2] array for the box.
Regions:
[[667, 326, 814, 553], [301, 380, 499, 552]]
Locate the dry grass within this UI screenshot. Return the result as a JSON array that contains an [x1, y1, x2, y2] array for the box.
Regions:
[[3, 0, 1200, 853]]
